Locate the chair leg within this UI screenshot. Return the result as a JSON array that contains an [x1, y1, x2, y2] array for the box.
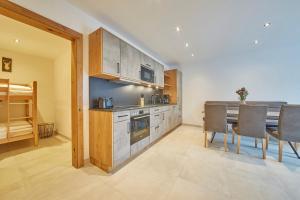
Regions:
[[266, 134, 269, 150], [236, 135, 241, 154], [262, 138, 266, 159], [204, 131, 207, 148], [224, 133, 228, 152], [232, 130, 235, 144], [279, 140, 283, 162], [255, 138, 258, 148]]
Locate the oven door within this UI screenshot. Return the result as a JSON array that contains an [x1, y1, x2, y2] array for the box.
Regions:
[[130, 114, 150, 145], [141, 66, 154, 83]]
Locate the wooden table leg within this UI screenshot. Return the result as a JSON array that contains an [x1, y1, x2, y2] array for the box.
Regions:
[[279, 140, 283, 162], [204, 131, 207, 148], [262, 138, 266, 159], [237, 135, 241, 154]]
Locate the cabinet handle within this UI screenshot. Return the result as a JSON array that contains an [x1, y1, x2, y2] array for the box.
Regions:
[[118, 115, 128, 118], [117, 62, 120, 73], [127, 122, 130, 134]]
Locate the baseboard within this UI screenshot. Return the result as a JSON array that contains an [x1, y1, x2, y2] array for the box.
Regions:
[[55, 131, 71, 141], [182, 123, 203, 128]]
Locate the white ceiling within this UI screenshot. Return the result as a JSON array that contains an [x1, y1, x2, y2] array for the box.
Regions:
[[0, 14, 70, 60], [67, 0, 300, 67]]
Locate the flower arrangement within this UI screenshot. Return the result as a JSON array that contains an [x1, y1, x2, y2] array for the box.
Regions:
[[236, 87, 248, 103]]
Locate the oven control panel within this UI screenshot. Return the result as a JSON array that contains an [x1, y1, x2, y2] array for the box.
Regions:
[[130, 108, 150, 117]]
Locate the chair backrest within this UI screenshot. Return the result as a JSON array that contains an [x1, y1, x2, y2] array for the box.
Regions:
[[237, 104, 267, 138], [278, 105, 300, 142], [204, 104, 227, 133]]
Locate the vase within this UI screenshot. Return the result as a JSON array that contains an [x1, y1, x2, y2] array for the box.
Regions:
[[240, 100, 246, 104]]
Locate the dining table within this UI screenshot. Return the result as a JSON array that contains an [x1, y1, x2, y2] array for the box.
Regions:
[[226, 109, 280, 127]]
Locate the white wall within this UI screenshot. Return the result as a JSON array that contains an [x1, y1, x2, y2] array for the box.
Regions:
[[53, 47, 72, 139], [182, 45, 300, 126], [0, 48, 55, 123], [11, 0, 169, 159]]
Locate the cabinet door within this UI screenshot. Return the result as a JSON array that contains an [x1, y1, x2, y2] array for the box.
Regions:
[[103, 30, 121, 76], [163, 111, 169, 134], [113, 119, 130, 167], [121, 41, 141, 81], [141, 53, 154, 69]]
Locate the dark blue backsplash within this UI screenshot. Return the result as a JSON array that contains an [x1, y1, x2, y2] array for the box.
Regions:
[[89, 77, 161, 108]]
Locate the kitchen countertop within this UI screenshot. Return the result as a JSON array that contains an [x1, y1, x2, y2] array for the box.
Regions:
[[90, 104, 177, 112]]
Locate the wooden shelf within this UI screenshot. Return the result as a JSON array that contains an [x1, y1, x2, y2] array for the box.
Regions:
[[164, 84, 173, 87], [9, 102, 32, 105], [10, 116, 32, 121]]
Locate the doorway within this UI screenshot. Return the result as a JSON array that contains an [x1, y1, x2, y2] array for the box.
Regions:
[[0, 1, 83, 168]]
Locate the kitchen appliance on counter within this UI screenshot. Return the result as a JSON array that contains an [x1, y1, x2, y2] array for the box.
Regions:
[[140, 65, 154, 83], [97, 97, 114, 109], [130, 108, 150, 155], [162, 95, 170, 104]]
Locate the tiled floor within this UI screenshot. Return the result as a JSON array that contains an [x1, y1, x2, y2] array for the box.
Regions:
[[0, 126, 300, 200]]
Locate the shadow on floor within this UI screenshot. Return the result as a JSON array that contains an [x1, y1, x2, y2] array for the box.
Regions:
[[0, 135, 69, 161]]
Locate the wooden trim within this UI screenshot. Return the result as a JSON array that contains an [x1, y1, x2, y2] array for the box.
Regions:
[[32, 81, 38, 146], [0, 1, 81, 40], [0, 1, 84, 168]]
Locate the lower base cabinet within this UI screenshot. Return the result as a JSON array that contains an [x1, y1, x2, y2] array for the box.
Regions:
[[131, 136, 150, 156], [89, 105, 182, 173], [113, 119, 131, 167]]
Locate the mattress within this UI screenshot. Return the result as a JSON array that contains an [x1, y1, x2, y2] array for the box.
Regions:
[[0, 83, 33, 95], [0, 121, 33, 138]]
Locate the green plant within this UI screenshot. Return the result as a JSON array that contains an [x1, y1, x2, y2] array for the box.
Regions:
[[236, 87, 249, 101]]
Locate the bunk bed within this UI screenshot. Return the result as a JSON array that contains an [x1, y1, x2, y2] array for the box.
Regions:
[[0, 79, 38, 145]]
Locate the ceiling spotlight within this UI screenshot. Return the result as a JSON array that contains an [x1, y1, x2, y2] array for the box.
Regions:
[[15, 39, 20, 44], [176, 26, 181, 32], [191, 53, 194, 57], [254, 40, 259, 45], [148, 84, 151, 88], [155, 86, 159, 89], [185, 42, 189, 47], [264, 22, 271, 28]]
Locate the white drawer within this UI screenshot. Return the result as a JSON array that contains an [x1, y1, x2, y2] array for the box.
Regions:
[[114, 111, 130, 122], [150, 107, 161, 114]]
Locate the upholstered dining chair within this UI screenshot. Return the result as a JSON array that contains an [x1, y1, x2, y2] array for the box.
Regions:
[[232, 104, 268, 159], [203, 104, 228, 151], [267, 105, 300, 162]]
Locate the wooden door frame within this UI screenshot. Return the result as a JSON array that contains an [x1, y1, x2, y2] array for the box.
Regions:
[[0, 1, 84, 168]]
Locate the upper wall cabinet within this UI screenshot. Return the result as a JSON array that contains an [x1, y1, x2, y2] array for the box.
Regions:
[[120, 41, 141, 81], [89, 28, 121, 79], [89, 28, 164, 87]]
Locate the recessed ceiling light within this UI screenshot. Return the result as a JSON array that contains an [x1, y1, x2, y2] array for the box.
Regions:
[[254, 40, 259, 45], [15, 39, 20, 44], [176, 26, 181, 32], [148, 84, 151, 88], [191, 53, 194, 57], [264, 22, 271, 28], [185, 42, 189, 47], [155, 86, 159, 89]]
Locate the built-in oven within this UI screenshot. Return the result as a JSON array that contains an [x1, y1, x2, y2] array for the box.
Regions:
[[130, 109, 150, 145], [140, 65, 154, 83]]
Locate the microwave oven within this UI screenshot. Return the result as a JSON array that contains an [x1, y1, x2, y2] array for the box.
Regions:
[[140, 65, 154, 83]]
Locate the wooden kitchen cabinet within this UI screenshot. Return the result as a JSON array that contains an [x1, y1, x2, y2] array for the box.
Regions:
[[89, 28, 121, 79], [89, 110, 131, 172], [163, 69, 182, 107]]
